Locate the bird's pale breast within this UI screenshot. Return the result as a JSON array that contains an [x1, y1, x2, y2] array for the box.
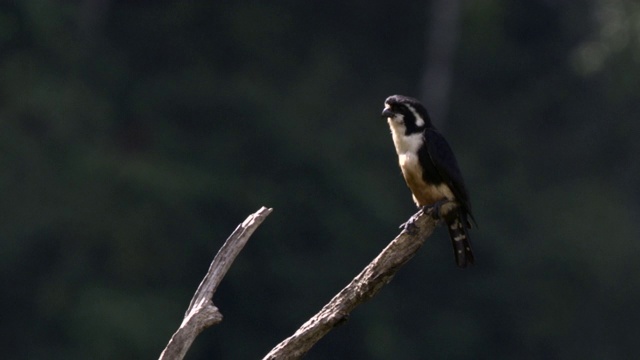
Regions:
[[399, 152, 454, 207]]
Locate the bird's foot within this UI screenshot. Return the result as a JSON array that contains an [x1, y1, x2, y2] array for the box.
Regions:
[[429, 199, 451, 220], [399, 207, 427, 234]]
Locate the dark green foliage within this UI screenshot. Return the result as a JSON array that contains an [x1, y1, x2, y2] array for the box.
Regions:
[[1, 0, 639, 358]]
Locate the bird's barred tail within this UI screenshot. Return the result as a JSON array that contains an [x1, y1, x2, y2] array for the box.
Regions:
[[446, 211, 474, 268]]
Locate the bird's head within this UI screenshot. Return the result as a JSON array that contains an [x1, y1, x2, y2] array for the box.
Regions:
[[382, 95, 432, 134]]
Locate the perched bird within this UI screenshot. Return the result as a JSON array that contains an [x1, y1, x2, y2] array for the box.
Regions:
[[382, 94, 476, 268]]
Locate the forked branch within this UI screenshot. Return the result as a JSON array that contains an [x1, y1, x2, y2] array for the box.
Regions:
[[159, 206, 438, 360], [159, 206, 273, 360]]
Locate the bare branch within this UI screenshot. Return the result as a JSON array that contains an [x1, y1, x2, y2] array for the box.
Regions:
[[263, 208, 438, 359], [159, 206, 274, 360]]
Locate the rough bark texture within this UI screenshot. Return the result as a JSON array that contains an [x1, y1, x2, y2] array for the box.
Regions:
[[159, 206, 273, 360], [263, 208, 438, 360]]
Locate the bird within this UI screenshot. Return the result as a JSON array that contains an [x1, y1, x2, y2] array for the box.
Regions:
[[382, 94, 476, 268]]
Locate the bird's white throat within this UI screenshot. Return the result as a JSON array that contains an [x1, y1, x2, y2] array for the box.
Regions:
[[387, 118, 424, 155]]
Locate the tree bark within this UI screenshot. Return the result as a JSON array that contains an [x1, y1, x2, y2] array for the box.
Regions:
[[159, 206, 273, 360], [159, 205, 439, 360], [263, 208, 438, 359]]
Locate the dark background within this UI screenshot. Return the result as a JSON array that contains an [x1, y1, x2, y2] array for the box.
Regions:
[[2, 0, 639, 359]]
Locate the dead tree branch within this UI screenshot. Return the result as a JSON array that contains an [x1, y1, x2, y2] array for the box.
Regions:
[[263, 208, 438, 359], [159, 206, 273, 360]]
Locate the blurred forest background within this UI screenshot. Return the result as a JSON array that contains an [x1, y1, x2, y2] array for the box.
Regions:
[[2, 0, 640, 359]]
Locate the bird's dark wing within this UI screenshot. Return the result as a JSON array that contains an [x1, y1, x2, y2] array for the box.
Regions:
[[423, 129, 477, 226]]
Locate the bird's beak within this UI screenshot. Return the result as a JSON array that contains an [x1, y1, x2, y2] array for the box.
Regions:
[[381, 108, 395, 118]]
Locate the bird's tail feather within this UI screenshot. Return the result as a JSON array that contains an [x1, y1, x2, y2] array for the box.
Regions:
[[446, 212, 474, 268]]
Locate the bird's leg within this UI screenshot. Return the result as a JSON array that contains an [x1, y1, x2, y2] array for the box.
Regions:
[[429, 199, 451, 220], [400, 200, 453, 233]]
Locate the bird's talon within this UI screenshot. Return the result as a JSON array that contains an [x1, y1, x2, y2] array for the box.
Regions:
[[405, 221, 419, 235], [400, 207, 428, 234], [400, 217, 419, 234]]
